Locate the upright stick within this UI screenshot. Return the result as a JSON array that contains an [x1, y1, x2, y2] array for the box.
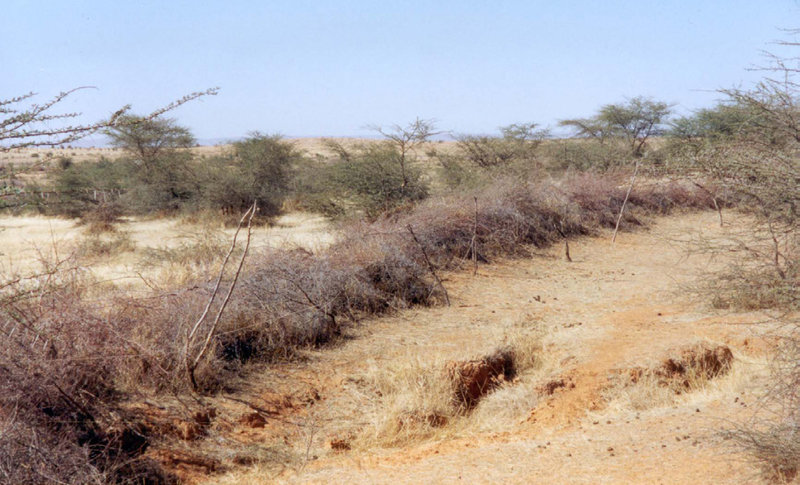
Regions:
[[472, 196, 478, 275], [186, 202, 257, 391], [612, 160, 640, 244], [407, 224, 450, 306]]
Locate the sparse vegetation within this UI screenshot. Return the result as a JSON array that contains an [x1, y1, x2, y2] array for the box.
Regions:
[[0, 160, 722, 481], [685, 44, 800, 480], [3, 42, 799, 483]]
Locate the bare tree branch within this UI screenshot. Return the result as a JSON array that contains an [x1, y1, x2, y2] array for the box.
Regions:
[[1, 87, 218, 151]]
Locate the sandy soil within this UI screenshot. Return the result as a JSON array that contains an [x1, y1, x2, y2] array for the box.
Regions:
[[203, 210, 772, 485]]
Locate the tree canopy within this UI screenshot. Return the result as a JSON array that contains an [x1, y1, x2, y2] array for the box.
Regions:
[[560, 97, 672, 157]]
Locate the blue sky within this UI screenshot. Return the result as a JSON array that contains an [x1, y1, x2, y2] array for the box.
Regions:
[[3, 1, 799, 141]]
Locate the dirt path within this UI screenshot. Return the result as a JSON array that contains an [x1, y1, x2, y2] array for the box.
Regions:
[[207, 211, 770, 485]]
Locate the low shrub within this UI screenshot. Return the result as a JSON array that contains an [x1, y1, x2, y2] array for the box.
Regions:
[[0, 266, 180, 483], [80, 202, 124, 234], [75, 231, 136, 260]]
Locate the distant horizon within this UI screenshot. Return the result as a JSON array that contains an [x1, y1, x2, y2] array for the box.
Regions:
[[5, 1, 800, 141]]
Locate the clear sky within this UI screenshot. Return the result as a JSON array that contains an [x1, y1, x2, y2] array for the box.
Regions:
[[3, 1, 800, 142]]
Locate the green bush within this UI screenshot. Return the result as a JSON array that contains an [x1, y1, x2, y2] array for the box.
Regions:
[[287, 157, 345, 217], [542, 138, 633, 171], [325, 143, 429, 218], [50, 157, 126, 217], [455, 123, 547, 170], [201, 133, 298, 220]]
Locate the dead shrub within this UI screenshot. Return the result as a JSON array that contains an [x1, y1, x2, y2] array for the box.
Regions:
[[561, 172, 717, 229], [80, 202, 124, 234], [375, 179, 586, 269], [201, 175, 719, 375], [0, 266, 180, 483], [75, 231, 135, 259], [690, 220, 798, 311], [726, 422, 800, 484]]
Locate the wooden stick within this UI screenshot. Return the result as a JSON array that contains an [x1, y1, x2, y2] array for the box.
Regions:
[[472, 196, 478, 275], [186, 204, 253, 342], [555, 221, 572, 262], [691, 181, 723, 227], [187, 201, 256, 391], [612, 160, 640, 244], [406, 224, 450, 306]]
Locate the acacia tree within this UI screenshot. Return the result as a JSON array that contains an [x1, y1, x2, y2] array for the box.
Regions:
[[103, 117, 199, 213], [371, 117, 440, 196], [106, 115, 195, 163], [557, 117, 611, 145], [669, 102, 755, 142], [0, 87, 217, 151], [560, 96, 672, 157]]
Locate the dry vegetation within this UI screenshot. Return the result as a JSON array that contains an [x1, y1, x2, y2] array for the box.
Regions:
[[208, 210, 774, 485], [0, 171, 720, 483], [3, 42, 800, 483]]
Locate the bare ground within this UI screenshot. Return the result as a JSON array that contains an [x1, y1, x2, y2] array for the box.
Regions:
[[193, 210, 774, 485]]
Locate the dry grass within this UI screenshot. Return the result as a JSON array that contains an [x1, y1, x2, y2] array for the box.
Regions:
[[351, 325, 548, 448], [601, 343, 761, 413], [75, 230, 136, 260], [467, 329, 554, 433], [0, 212, 334, 291]]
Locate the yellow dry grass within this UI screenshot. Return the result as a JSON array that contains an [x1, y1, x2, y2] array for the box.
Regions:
[[350, 325, 549, 449], [0, 212, 334, 290], [599, 347, 767, 414]]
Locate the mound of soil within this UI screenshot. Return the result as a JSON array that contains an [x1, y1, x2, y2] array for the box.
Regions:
[[624, 342, 734, 391], [658, 343, 733, 380], [446, 347, 516, 408]]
